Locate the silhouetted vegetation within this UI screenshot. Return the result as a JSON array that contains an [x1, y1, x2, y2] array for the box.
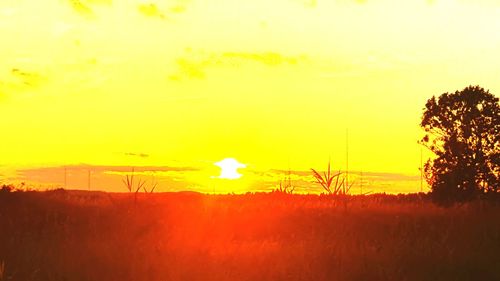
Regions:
[[0, 184, 14, 193], [2, 190, 500, 281], [311, 161, 352, 195], [122, 168, 158, 204], [420, 85, 500, 204], [273, 169, 295, 194]]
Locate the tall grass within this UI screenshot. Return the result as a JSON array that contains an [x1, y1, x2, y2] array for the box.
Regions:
[[311, 161, 352, 195], [0, 260, 4, 281], [122, 168, 158, 204], [1, 191, 500, 281], [274, 169, 295, 194]]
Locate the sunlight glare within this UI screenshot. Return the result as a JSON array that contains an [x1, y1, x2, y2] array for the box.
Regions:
[[214, 158, 246, 180]]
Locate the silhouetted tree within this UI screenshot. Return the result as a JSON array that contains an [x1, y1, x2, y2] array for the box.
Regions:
[[0, 184, 14, 193], [420, 85, 500, 203]]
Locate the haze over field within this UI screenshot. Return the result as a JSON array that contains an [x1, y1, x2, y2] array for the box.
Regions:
[[1, 0, 499, 193]]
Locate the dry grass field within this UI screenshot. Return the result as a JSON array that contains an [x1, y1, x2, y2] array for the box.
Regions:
[[1, 190, 500, 281]]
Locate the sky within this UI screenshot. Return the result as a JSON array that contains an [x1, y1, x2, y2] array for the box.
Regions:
[[0, 0, 499, 193]]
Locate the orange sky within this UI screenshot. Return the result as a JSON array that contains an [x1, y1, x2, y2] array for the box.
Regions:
[[1, 0, 499, 193]]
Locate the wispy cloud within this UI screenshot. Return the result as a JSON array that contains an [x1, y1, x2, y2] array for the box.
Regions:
[[10, 68, 44, 87], [263, 169, 421, 194], [271, 168, 419, 181], [0, 68, 46, 97], [15, 164, 201, 192], [124, 152, 150, 158], [358, 171, 420, 182], [221, 52, 302, 66], [289, 0, 316, 8], [10, 164, 423, 194], [137, 3, 166, 19], [169, 49, 307, 81], [67, 0, 95, 17], [137, 0, 191, 20], [292, 0, 368, 8], [66, 0, 112, 18], [169, 58, 206, 81]]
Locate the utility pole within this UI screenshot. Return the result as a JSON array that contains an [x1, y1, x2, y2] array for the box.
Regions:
[[346, 128, 349, 191], [360, 170, 363, 195], [87, 169, 91, 191], [420, 145, 423, 193], [64, 166, 67, 189]]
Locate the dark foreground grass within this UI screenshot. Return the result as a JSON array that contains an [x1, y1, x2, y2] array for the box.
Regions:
[[1, 190, 500, 281]]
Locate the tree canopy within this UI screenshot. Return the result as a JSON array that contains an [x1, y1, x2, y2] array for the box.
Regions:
[[420, 85, 500, 203]]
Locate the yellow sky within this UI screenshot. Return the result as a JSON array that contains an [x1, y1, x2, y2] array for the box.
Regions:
[[1, 0, 499, 193]]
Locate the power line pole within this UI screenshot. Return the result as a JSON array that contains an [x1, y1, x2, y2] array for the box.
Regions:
[[420, 145, 423, 193], [360, 170, 363, 195], [87, 169, 91, 191], [64, 166, 67, 189], [346, 128, 349, 191]]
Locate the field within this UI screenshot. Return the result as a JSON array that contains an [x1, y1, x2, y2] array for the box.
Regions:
[[1, 190, 500, 281]]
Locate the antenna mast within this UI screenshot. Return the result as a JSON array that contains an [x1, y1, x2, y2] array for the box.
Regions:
[[420, 145, 423, 193], [346, 128, 349, 191], [87, 169, 91, 191], [360, 170, 363, 195], [64, 166, 67, 189]]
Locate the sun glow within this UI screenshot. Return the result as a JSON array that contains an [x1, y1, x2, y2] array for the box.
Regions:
[[0, 0, 499, 193], [214, 158, 246, 180]]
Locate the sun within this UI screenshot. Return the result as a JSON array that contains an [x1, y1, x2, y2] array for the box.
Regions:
[[214, 158, 246, 180]]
